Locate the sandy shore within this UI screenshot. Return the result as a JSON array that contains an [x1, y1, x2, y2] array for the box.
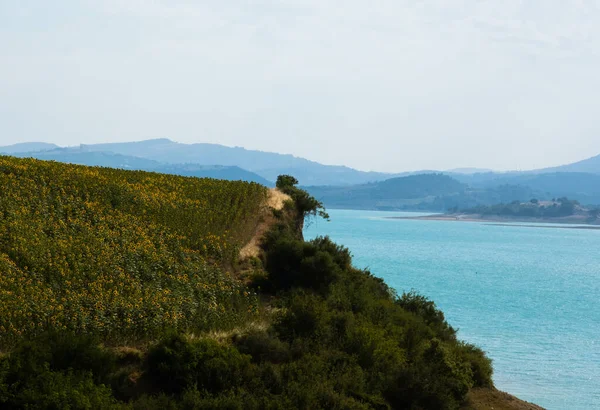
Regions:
[[387, 214, 600, 230]]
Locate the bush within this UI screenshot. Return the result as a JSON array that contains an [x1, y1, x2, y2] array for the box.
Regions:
[[397, 292, 456, 341], [385, 339, 474, 410], [264, 238, 340, 293], [453, 343, 493, 388], [5, 332, 116, 385], [1, 370, 121, 410], [234, 331, 291, 364], [146, 334, 253, 395], [275, 292, 328, 342]]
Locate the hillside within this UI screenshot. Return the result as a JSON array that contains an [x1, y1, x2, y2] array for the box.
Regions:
[[305, 174, 466, 210], [0, 158, 538, 409], [463, 172, 600, 205], [0, 156, 268, 343], [5, 149, 272, 185], [537, 153, 600, 174], [306, 174, 544, 211]]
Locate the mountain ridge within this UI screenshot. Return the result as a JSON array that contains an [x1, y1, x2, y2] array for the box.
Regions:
[[2, 139, 599, 189]]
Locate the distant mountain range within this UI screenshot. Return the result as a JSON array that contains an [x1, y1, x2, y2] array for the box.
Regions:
[[0, 142, 59, 154], [2, 139, 600, 209], [74, 139, 407, 185], [536, 153, 600, 174], [306, 172, 600, 211]]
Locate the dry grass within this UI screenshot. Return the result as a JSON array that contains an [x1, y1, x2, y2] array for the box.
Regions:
[[462, 388, 546, 410]]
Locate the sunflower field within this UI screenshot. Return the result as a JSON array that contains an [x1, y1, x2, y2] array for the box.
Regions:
[[0, 156, 268, 345]]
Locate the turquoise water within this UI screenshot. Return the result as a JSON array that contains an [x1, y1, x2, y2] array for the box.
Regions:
[[304, 209, 600, 410]]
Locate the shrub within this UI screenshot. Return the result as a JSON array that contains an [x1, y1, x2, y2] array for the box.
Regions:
[[385, 339, 474, 410], [234, 331, 291, 364], [5, 332, 116, 385], [397, 291, 456, 341], [1, 370, 121, 410], [453, 343, 493, 388], [263, 236, 342, 293], [275, 292, 328, 342], [146, 334, 253, 395]]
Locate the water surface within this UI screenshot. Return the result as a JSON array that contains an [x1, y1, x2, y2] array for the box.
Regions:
[[304, 209, 600, 410]]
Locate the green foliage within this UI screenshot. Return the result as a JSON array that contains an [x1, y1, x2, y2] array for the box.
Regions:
[[234, 331, 291, 364], [276, 175, 299, 189], [385, 339, 474, 410], [275, 174, 329, 221], [0, 333, 122, 409], [146, 334, 253, 395], [0, 170, 495, 409], [1, 370, 121, 410], [5, 332, 116, 385], [397, 291, 456, 341], [454, 342, 494, 388], [263, 235, 343, 293]]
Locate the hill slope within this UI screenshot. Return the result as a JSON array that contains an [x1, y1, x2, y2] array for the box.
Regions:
[[0, 159, 540, 409], [0, 156, 268, 342], [306, 173, 544, 211], [461, 172, 600, 205], [538, 153, 600, 174]]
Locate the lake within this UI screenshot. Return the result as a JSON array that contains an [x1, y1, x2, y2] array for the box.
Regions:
[[304, 209, 600, 410]]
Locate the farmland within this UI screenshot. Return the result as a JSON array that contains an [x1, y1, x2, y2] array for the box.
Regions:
[[0, 157, 267, 344]]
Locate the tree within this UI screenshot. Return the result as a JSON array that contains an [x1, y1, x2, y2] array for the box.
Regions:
[[275, 175, 329, 222], [276, 175, 299, 190]]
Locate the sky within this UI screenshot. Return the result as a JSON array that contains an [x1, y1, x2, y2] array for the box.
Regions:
[[1, 1, 600, 172]]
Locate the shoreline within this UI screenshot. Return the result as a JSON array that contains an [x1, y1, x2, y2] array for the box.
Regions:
[[387, 214, 600, 230]]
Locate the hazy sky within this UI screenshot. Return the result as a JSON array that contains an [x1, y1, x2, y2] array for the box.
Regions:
[[2, 1, 600, 172]]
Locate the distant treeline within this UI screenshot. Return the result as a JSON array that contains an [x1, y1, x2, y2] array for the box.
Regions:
[[453, 197, 600, 219]]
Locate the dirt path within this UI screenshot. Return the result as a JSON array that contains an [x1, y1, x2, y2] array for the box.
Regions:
[[239, 188, 290, 259]]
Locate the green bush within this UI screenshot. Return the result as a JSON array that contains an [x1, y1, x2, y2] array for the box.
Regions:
[[234, 331, 291, 364], [397, 291, 456, 341], [275, 292, 329, 342], [453, 342, 493, 388], [4, 332, 116, 385], [1, 370, 121, 410], [146, 334, 253, 395], [264, 238, 341, 293]]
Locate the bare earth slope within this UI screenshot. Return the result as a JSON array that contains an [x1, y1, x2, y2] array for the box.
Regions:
[[464, 388, 545, 410], [239, 188, 291, 259]]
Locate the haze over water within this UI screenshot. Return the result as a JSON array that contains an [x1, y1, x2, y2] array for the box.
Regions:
[[305, 209, 600, 410]]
